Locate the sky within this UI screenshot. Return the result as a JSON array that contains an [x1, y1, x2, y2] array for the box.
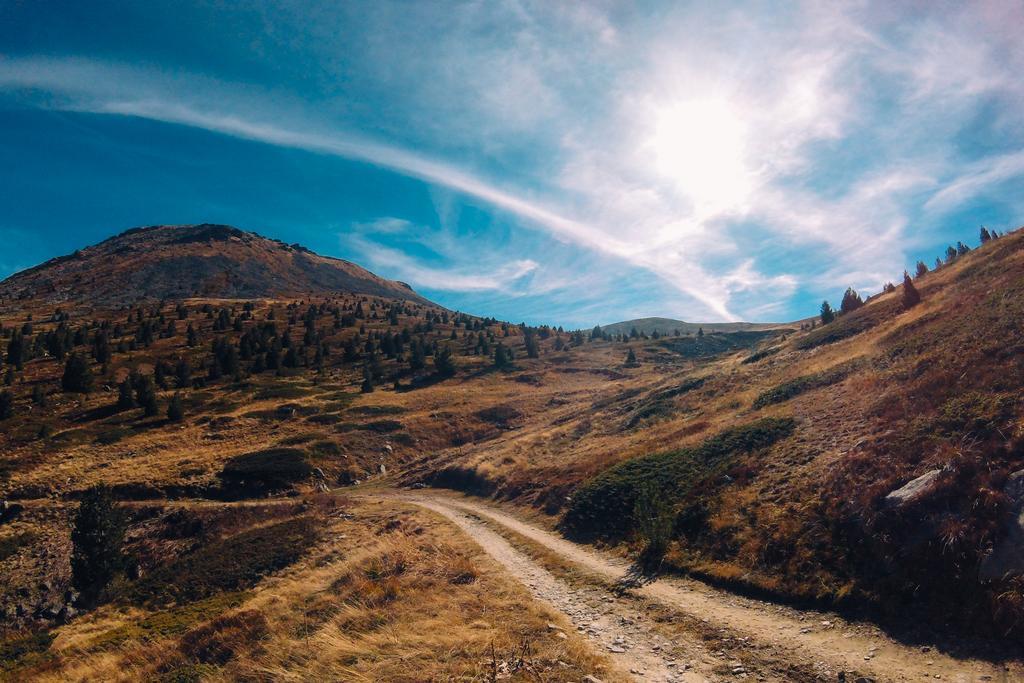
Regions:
[[1, 1, 1022, 328]]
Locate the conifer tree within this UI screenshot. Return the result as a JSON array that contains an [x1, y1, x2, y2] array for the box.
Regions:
[[625, 348, 638, 366], [0, 390, 12, 420], [166, 393, 184, 422], [361, 365, 374, 393], [820, 301, 835, 325], [980, 226, 992, 243], [915, 260, 929, 278], [62, 353, 94, 393], [71, 485, 127, 601], [901, 271, 920, 309], [840, 287, 864, 314]]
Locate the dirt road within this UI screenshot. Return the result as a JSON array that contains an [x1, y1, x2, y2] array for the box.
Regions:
[[400, 492, 1020, 683]]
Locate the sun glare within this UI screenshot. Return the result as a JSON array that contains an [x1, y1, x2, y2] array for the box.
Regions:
[[650, 98, 751, 211]]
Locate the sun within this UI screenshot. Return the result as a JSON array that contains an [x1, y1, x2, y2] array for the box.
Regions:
[[649, 98, 752, 211]]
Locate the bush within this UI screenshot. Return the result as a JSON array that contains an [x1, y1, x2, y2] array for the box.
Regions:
[[633, 482, 674, 569], [218, 448, 313, 495], [130, 516, 319, 606], [562, 417, 796, 539], [71, 485, 128, 600], [752, 360, 858, 409], [61, 353, 93, 393]]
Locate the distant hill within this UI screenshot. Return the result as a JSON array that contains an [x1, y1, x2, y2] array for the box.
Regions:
[[600, 316, 795, 337], [0, 224, 430, 307]]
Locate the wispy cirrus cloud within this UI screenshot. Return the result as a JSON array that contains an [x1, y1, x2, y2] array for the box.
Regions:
[[1, 0, 1022, 324]]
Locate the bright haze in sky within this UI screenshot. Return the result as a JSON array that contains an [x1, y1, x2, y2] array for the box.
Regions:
[[1, 1, 1022, 326]]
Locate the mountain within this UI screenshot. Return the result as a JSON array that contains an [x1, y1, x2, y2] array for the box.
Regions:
[[0, 225, 1022, 679], [601, 316, 796, 337], [0, 224, 428, 307]]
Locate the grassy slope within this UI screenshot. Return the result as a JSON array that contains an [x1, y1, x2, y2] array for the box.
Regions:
[[0, 228, 1021, 652]]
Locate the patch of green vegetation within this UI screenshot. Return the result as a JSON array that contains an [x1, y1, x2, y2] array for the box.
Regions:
[[936, 392, 1015, 438], [308, 440, 342, 457], [155, 663, 220, 683], [306, 413, 343, 425], [625, 378, 705, 429], [741, 346, 780, 364], [129, 517, 319, 606], [390, 433, 415, 447], [254, 384, 311, 400], [794, 299, 899, 350], [51, 428, 91, 445], [475, 405, 522, 426], [0, 631, 54, 675], [96, 426, 133, 445], [562, 417, 796, 539], [218, 448, 313, 494], [348, 404, 406, 416], [0, 530, 37, 563], [90, 592, 249, 650], [659, 330, 777, 359], [752, 361, 859, 409], [362, 419, 404, 433]]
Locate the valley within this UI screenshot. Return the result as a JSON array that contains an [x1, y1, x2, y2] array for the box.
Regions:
[[1, 224, 1022, 681]]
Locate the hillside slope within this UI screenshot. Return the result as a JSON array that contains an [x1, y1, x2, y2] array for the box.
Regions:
[[601, 316, 794, 337], [0, 225, 1021, 672], [0, 224, 428, 307]]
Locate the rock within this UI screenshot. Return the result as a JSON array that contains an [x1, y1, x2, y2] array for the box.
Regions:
[[883, 469, 942, 508], [312, 467, 326, 480], [58, 605, 77, 623], [0, 500, 24, 524], [979, 469, 1024, 581], [582, 676, 605, 683], [379, 463, 387, 475]]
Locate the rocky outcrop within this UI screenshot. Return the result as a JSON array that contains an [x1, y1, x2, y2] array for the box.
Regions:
[[883, 469, 942, 508], [979, 469, 1024, 581]]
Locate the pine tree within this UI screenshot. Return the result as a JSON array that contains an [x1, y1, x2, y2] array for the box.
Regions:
[[62, 353, 94, 393], [0, 390, 12, 420], [360, 365, 374, 393], [625, 348, 638, 366], [840, 287, 864, 314], [901, 271, 920, 309], [493, 342, 510, 368], [980, 226, 992, 243], [433, 345, 456, 378], [175, 358, 191, 389], [166, 393, 184, 422], [116, 380, 136, 410], [915, 260, 929, 278], [132, 372, 159, 417], [820, 301, 835, 325], [71, 485, 127, 601]]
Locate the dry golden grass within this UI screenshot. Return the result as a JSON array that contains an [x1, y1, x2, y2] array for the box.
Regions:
[[15, 498, 608, 682]]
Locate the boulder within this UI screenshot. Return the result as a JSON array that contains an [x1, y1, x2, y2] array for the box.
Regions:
[[883, 469, 942, 508], [979, 469, 1024, 581]]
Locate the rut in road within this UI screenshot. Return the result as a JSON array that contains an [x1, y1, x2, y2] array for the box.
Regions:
[[402, 493, 1021, 683], [412, 496, 724, 682]]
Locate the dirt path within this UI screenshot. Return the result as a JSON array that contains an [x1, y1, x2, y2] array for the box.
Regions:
[[411, 496, 720, 682], [400, 492, 1020, 683]]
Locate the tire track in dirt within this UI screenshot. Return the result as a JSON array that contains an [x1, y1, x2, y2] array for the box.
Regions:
[[405, 493, 1020, 683]]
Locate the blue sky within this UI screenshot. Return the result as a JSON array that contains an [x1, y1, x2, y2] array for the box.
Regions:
[[1, 1, 1022, 327]]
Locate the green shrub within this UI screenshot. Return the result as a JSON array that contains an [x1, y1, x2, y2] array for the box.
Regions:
[[752, 361, 858, 409], [0, 631, 54, 673], [0, 531, 38, 563], [936, 392, 1015, 437], [741, 346, 780, 364], [794, 299, 899, 350], [562, 417, 796, 539], [129, 517, 319, 606], [72, 485, 128, 601], [218, 448, 312, 495], [633, 482, 675, 568]]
